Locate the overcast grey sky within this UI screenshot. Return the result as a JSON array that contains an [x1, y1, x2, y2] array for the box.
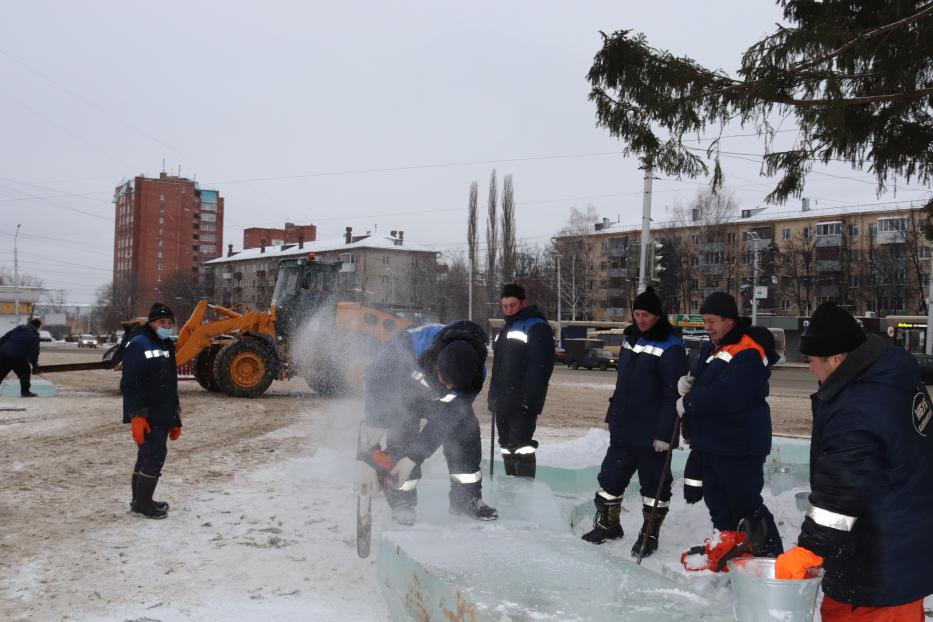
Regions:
[[2, 1, 930, 305]]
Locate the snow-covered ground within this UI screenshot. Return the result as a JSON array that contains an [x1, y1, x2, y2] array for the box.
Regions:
[[3, 379, 930, 620]]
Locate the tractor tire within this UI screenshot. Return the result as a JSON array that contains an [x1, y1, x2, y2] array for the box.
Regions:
[[213, 339, 275, 398], [194, 345, 223, 392], [570, 361, 579, 370]]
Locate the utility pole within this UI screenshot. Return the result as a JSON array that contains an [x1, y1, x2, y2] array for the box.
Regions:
[[554, 252, 562, 344], [752, 243, 760, 326], [926, 254, 933, 355], [637, 163, 653, 294], [14, 224, 21, 325]]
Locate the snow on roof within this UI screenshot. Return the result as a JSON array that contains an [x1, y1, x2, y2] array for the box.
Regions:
[[557, 199, 927, 238], [205, 234, 437, 265]]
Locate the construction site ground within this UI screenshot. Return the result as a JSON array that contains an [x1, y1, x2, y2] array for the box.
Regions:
[[0, 345, 817, 620]]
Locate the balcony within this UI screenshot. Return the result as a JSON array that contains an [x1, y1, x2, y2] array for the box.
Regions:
[[701, 242, 725, 252], [698, 264, 724, 275], [340, 262, 356, 273], [607, 268, 627, 278], [815, 234, 842, 247], [607, 247, 626, 258], [815, 260, 841, 272]]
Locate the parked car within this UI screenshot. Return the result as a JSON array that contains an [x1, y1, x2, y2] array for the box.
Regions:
[[77, 334, 98, 348], [38, 330, 53, 342], [913, 352, 933, 384], [568, 347, 617, 371]]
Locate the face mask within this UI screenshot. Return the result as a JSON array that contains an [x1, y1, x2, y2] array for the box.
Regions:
[[155, 327, 173, 340]]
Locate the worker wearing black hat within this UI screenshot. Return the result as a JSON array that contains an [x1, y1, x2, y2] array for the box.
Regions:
[[677, 291, 783, 571], [487, 283, 555, 478], [775, 303, 933, 621], [582, 287, 687, 559], [0, 317, 42, 397], [358, 320, 497, 525], [120, 302, 183, 519]]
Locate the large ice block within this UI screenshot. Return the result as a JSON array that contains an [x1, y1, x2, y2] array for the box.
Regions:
[[0, 376, 56, 397], [377, 472, 730, 622]]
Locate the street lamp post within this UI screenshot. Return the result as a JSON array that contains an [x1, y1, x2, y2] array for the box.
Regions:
[[553, 251, 562, 344], [14, 224, 21, 325]]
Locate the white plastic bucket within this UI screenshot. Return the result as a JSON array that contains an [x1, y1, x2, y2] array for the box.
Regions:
[[769, 466, 796, 496], [728, 557, 822, 622]]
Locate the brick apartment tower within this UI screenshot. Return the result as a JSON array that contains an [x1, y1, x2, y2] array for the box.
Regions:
[[113, 172, 224, 317], [243, 222, 317, 249]]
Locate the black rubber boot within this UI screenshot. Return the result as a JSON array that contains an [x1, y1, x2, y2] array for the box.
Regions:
[[132, 474, 168, 519], [501, 451, 517, 476], [739, 504, 784, 557], [21, 392, 37, 397], [581, 491, 623, 544], [512, 449, 536, 478], [449, 482, 498, 520], [385, 487, 417, 526], [631, 505, 669, 558], [132, 473, 168, 512]]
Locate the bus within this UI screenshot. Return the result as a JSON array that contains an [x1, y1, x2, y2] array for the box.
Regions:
[[587, 328, 629, 356]]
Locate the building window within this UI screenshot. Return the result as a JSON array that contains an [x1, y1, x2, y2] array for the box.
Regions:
[[847, 249, 859, 260], [816, 222, 842, 236], [339, 252, 355, 264], [802, 227, 812, 239], [692, 234, 700, 245], [160, 194, 165, 201], [201, 213, 216, 222], [160, 205, 165, 212], [201, 234, 216, 242], [157, 251, 163, 259], [782, 299, 791, 311], [869, 222, 878, 235], [200, 223, 216, 232], [920, 247, 932, 259], [382, 256, 390, 266], [847, 224, 859, 237], [848, 274, 859, 287], [199, 245, 215, 254], [879, 217, 907, 233], [158, 239, 163, 247], [782, 228, 791, 241], [727, 232, 736, 244]]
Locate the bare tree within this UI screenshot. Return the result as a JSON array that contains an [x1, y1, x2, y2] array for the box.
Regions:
[[779, 232, 817, 315], [500, 174, 516, 283], [467, 181, 478, 319], [0, 267, 44, 288], [160, 269, 207, 325], [555, 204, 600, 320], [486, 169, 498, 306]]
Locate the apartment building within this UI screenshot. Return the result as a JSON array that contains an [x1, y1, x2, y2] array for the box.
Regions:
[[554, 200, 932, 321], [243, 222, 317, 249], [113, 172, 224, 316], [203, 227, 439, 312]]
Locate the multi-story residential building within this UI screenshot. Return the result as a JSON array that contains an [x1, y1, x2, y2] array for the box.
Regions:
[[554, 200, 932, 322], [203, 227, 439, 312], [243, 222, 317, 250], [113, 172, 224, 316]]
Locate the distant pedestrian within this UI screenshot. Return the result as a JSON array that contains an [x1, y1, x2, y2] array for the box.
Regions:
[[677, 292, 783, 571], [120, 303, 183, 519], [775, 303, 933, 621], [487, 283, 555, 478], [582, 287, 687, 558], [0, 318, 42, 397]]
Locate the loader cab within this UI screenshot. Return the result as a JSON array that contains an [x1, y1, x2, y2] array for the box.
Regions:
[[271, 257, 340, 342]]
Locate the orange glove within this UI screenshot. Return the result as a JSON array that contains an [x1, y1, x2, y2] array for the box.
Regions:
[[131, 416, 151, 445], [775, 546, 823, 580], [169, 412, 182, 441]]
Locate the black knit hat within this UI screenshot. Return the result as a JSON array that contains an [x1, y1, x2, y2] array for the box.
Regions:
[[147, 302, 175, 323], [700, 291, 739, 320], [500, 283, 526, 300], [799, 302, 866, 356], [632, 286, 663, 317], [436, 340, 481, 389]]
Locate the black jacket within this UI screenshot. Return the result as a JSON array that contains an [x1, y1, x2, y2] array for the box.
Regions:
[[605, 317, 687, 447], [120, 325, 181, 428], [683, 318, 778, 456], [364, 321, 488, 464], [487, 305, 554, 414], [798, 335, 933, 606], [0, 324, 40, 367]]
